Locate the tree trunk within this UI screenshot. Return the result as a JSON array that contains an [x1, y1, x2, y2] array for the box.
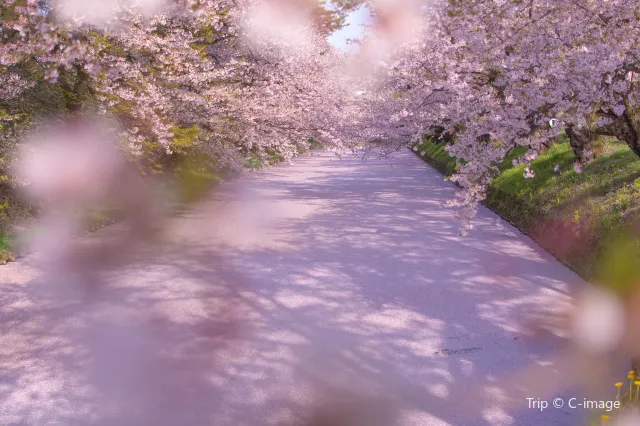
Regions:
[[622, 113, 640, 157], [566, 125, 601, 163], [592, 113, 640, 158], [59, 64, 91, 113], [539, 137, 555, 154]]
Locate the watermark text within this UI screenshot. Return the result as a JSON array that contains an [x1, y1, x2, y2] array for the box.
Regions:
[[526, 397, 620, 412]]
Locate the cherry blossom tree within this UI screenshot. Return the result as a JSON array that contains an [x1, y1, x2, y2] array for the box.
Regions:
[[0, 0, 363, 176], [364, 0, 640, 233], [0, 0, 377, 259], [7, 0, 639, 236]]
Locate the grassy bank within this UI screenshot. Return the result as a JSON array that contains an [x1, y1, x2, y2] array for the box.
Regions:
[[0, 230, 14, 264], [0, 229, 10, 252], [413, 135, 640, 280]]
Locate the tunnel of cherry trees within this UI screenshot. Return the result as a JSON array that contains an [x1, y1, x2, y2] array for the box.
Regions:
[[2, 1, 640, 425]]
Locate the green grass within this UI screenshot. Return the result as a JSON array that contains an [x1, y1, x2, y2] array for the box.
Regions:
[[413, 137, 458, 176], [307, 138, 321, 150], [0, 229, 10, 252], [413, 135, 640, 280], [0, 229, 15, 264]]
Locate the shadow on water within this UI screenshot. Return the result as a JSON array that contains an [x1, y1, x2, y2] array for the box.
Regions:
[[0, 149, 588, 425]]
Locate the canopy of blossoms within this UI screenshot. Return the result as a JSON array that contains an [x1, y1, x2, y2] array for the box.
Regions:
[[0, 0, 366, 175]]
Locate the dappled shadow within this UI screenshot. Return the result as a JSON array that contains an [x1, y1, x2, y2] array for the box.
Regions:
[[532, 144, 640, 213], [0, 149, 590, 425]]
